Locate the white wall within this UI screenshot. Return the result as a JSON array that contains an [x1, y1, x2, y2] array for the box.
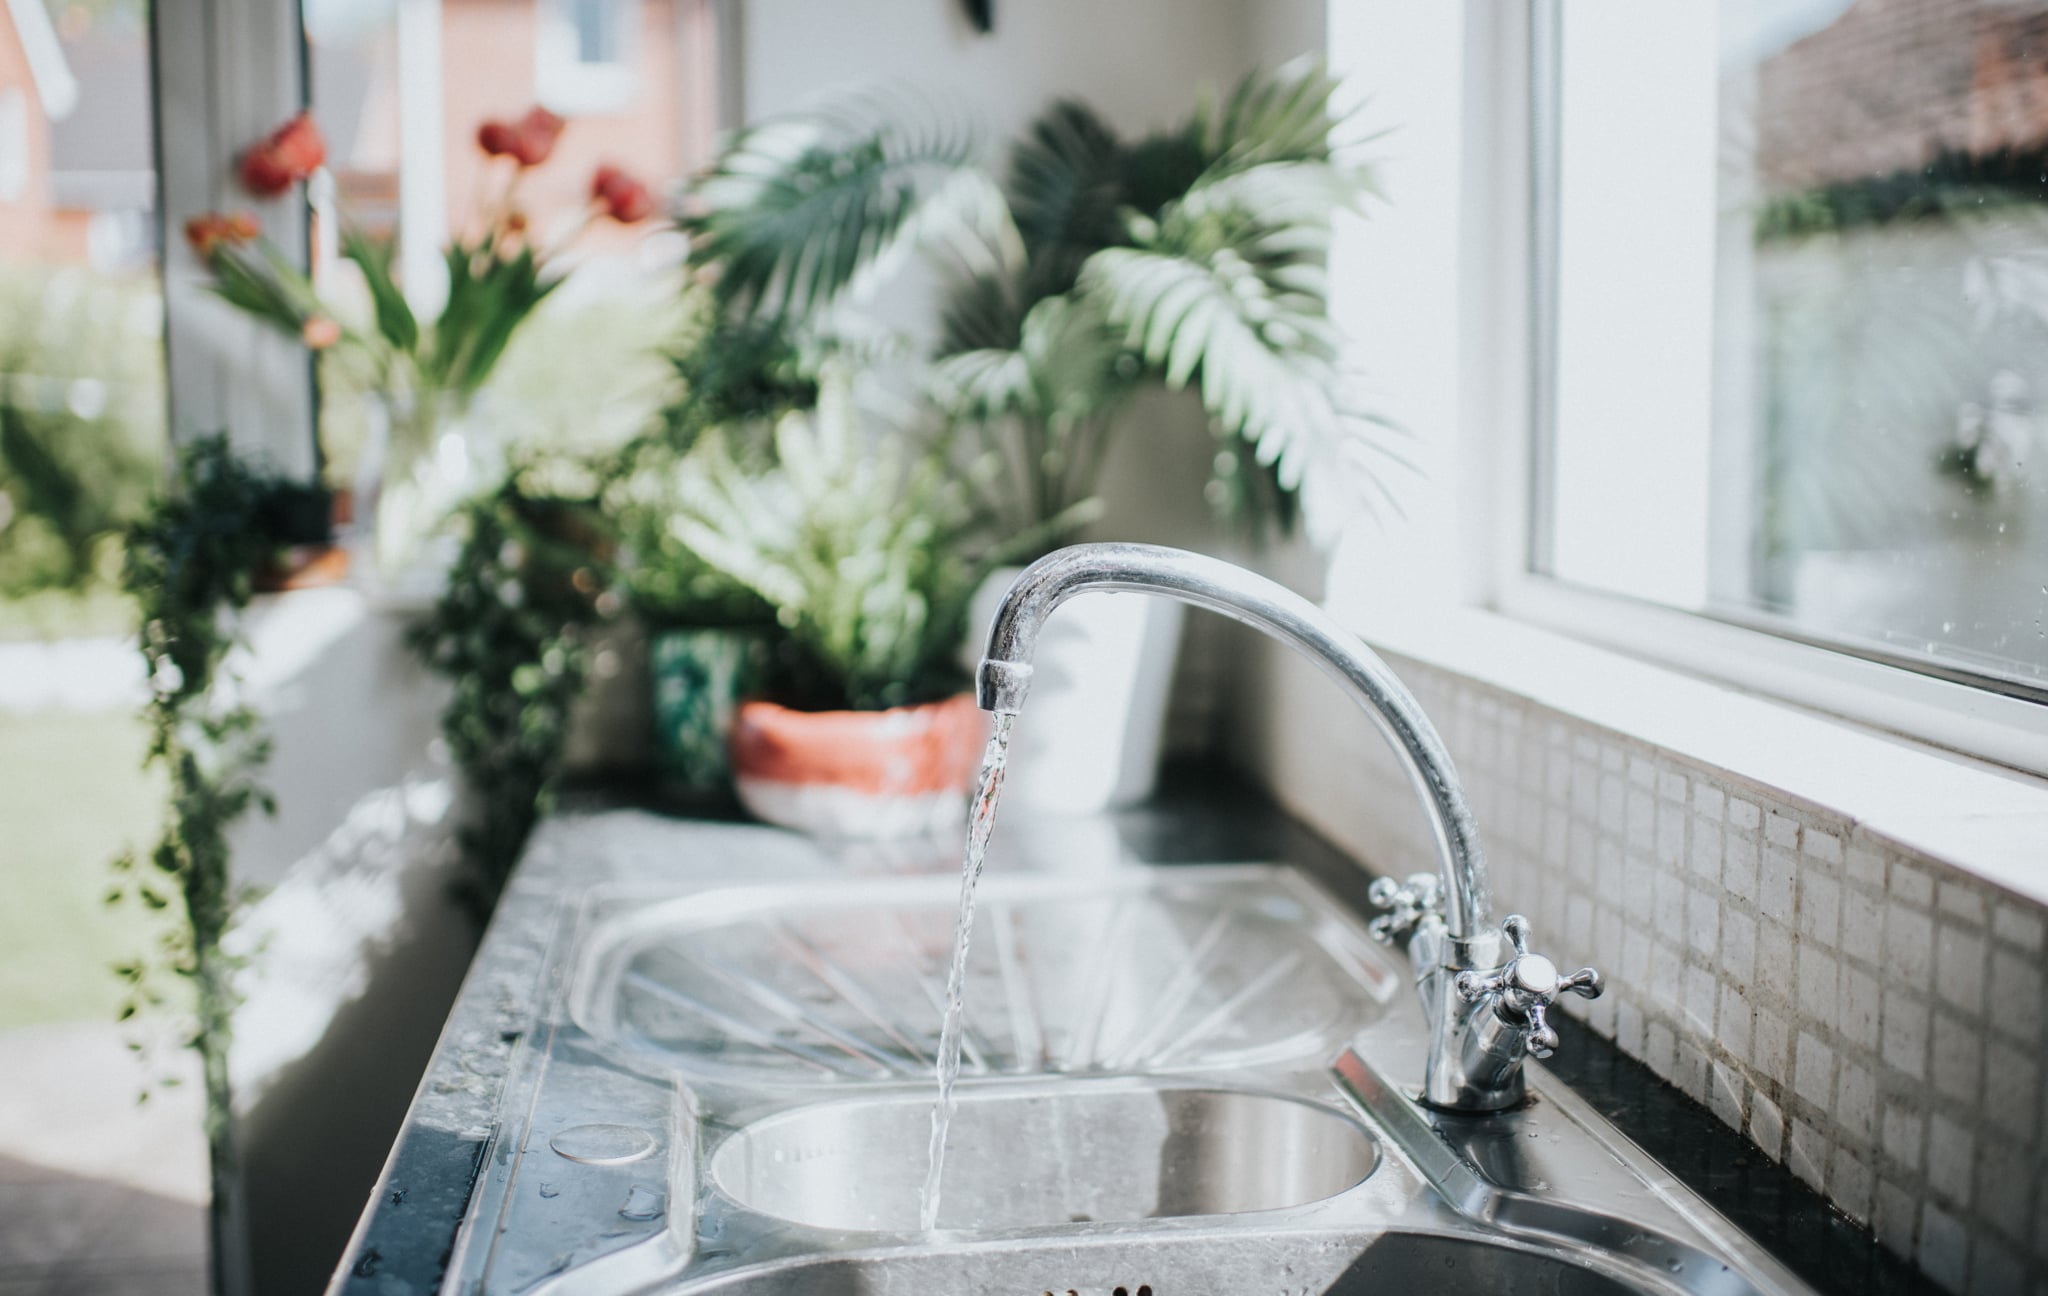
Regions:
[[1239, 0, 1325, 70], [740, 0, 1255, 138], [222, 593, 475, 1295]]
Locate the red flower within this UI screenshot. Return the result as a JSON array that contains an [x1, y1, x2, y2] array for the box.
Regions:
[[513, 107, 564, 165], [239, 113, 326, 197], [478, 107, 566, 168], [184, 211, 259, 258], [591, 164, 655, 224], [477, 120, 521, 158]]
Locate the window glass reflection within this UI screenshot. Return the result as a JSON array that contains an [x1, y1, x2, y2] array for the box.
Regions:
[[1549, 0, 2048, 692], [0, 0, 163, 620]]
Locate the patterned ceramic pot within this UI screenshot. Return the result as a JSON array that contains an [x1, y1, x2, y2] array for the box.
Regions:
[[649, 627, 766, 801], [729, 695, 987, 838]]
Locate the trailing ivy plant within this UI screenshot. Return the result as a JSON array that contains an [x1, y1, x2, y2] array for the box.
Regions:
[[409, 297, 836, 911], [107, 434, 287, 1264], [409, 456, 618, 911]]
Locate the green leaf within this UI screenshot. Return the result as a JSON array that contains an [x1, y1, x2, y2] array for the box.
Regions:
[[1195, 60, 1349, 175], [683, 90, 1015, 324], [205, 247, 307, 337], [343, 229, 419, 353], [663, 372, 998, 710], [1004, 99, 1128, 297], [1079, 188, 1384, 541]]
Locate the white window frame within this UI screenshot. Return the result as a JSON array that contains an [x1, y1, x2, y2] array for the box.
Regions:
[[0, 87, 27, 202], [1318, 2, 2039, 778], [535, 0, 642, 115], [154, 0, 318, 481]]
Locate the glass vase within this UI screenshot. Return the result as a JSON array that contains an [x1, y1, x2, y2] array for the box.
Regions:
[[352, 390, 500, 598]]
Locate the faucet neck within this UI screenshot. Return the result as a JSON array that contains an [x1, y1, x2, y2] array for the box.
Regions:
[[976, 543, 1490, 939]]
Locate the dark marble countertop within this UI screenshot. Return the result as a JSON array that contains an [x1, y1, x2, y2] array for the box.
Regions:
[[326, 764, 1939, 1296]]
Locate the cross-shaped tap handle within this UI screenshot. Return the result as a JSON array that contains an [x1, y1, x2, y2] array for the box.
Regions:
[[1367, 872, 1443, 945], [1453, 914, 1603, 1058]]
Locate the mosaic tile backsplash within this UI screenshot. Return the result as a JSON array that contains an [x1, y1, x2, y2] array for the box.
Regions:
[[1243, 648, 2048, 1295]]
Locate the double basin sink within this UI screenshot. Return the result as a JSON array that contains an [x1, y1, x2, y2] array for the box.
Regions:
[[441, 866, 1810, 1295]]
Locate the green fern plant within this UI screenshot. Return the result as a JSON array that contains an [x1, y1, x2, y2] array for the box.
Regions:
[[666, 372, 1028, 711], [680, 62, 1394, 545]]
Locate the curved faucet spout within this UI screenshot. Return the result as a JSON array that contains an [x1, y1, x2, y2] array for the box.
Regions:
[[974, 542, 1490, 939]]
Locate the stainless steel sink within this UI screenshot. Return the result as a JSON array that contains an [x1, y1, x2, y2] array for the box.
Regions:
[[710, 1080, 1381, 1232], [1336, 1231, 1691, 1295], [440, 867, 1814, 1296], [666, 1229, 1684, 1295]]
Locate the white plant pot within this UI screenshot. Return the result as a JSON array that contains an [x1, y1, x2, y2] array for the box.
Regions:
[[965, 565, 1186, 814]]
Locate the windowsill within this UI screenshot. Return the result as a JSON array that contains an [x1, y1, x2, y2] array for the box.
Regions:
[[1339, 602, 2048, 909], [238, 585, 377, 697]]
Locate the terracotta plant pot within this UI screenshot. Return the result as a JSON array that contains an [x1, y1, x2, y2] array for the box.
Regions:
[[729, 695, 987, 838], [252, 543, 350, 593]]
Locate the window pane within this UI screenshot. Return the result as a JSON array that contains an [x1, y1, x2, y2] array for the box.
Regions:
[[0, 0, 165, 620], [305, 0, 713, 485], [1543, 0, 2048, 695], [571, 0, 620, 65]]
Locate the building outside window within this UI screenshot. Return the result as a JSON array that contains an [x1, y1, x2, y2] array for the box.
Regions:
[[0, 0, 163, 617]]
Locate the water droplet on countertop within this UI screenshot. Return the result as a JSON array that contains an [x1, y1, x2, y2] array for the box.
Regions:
[[537, 1182, 559, 1199], [619, 1184, 667, 1221], [550, 1123, 657, 1165]]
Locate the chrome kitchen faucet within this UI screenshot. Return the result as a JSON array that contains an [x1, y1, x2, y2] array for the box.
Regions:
[[974, 542, 1601, 1111]]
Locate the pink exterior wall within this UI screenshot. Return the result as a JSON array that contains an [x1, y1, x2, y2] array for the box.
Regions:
[[439, 0, 715, 250], [0, 11, 55, 262]]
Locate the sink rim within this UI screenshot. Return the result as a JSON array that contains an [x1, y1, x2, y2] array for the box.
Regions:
[[663, 1225, 1699, 1295]]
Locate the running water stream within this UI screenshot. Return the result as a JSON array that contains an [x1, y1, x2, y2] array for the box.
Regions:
[[918, 710, 1017, 1231]]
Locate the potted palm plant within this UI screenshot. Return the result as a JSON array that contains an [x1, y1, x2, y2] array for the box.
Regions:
[[665, 372, 1010, 838], [677, 62, 1387, 810]]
